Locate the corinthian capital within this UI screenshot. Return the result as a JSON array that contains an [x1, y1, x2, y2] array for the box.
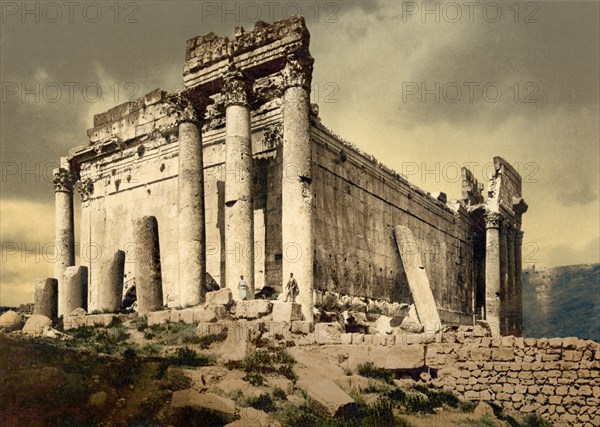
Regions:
[[484, 212, 502, 230], [222, 67, 250, 108], [282, 53, 314, 91], [53, 168, 75, 193], [75, 178, 94, 202]]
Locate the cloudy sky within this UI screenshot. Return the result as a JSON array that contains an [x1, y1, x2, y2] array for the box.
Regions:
[[1, 0, 598, 306]]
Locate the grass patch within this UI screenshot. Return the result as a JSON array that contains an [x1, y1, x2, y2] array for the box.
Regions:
[[196, 332, 227, 349], [357, 362, 395, 385], [225, 347, 297, 386], [143, 322, 201, 345], [278, 397, 412, 427], [170, 347, 213, 367]]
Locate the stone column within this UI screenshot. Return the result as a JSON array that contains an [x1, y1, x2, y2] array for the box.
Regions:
[[514, 229, 524, 337], [223, 68, 254, 300], [485, 212, 502, 336], [499, 219, 509, 335], [59, 266, 88, 317], [506, 225, 516, 335], [178, 119, 206, 307], [34, 278, 58, 318], [133, 216, 163, 314], [53, 167, 75, 286], [97, 250, 125, 313], [282, 53, 314, 323]]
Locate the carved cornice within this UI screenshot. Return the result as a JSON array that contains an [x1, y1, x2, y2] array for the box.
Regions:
[[53, 168, 75, 193], [282, 53, 314, 91], [484, 212, 502, 230], [75, 178, 94, 202], [222, 67, 251, 108]]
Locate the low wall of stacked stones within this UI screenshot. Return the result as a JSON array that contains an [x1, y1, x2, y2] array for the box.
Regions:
[[427, 335, 600, 426]]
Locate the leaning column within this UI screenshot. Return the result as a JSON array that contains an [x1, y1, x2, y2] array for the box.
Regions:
[[485, 212, 502, 337], [282, 53, 315, 323], [178, 102, 207, 307], [53, 166, 75, 287], [223, 67, 254, 300]]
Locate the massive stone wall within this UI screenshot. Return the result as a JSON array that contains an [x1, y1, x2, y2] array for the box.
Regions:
[[311, 123, 476, 322], [427, 333, 600, 426]]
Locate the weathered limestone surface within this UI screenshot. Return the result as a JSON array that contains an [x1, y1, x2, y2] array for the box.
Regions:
[[95, 250, 125, 313], [428, 334, 600, 426], [234, 300, 272, 320], [301, 379, 356, 418], [272, 302, 302, 322], [58, 266, 88, 317], [485, 212, 502, 337], [178, 120, 206, 307], [393, 225, 441, 333], [224, 70, 254, 300], [54, 167, 75, 285], [170, 389, 236, 420], [205, 288, 233, 306], [282, 57, 314, 323], [33, 278, 58, 319], [22, 314, 52, 335], [133, 216, 163, 314], [0, 310, 23, 332]]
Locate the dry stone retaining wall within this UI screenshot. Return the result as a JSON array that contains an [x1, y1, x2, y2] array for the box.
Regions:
[[427, 336, 600, 426]]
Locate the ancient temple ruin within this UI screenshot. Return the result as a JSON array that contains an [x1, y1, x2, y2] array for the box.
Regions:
[[46, 16, 527, 336]]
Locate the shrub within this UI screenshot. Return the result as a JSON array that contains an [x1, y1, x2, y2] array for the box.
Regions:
[[246, 393, 275, 413]]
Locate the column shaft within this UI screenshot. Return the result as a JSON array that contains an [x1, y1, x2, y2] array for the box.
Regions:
[[54, 168, 75, 284], [223, 71, 254, 300], [506, 227, 516, 335], [499, 222, 509, 335], [134, 216, 163, 314], [282, 85, 313, 323], [485, 212, 502, 336], [178, 121, 206, 307], [514, 230, 524, 337]]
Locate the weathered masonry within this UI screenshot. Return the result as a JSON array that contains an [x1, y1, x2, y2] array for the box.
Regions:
[[50, 16, 527, 335]]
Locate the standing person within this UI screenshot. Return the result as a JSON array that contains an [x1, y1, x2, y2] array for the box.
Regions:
[[284, 272, 299, 303], [238, 275, 247, 300]]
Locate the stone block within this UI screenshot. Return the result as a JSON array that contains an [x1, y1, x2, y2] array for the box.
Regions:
[[177, 308, 195, 324], [301, 379, 357, 418], [218, 322, 262, 361], [22, 314, 51, 335], [170, 389, 235, 421], [85, 314, 117, 327], [491, 348, 515, 361], [194, 305, 228, 323], [399, 317, 424, 334], [363, 335, 373, 345], [196, 322, 228, 336], [351, 333, 364, 344], [341, 333, 352, 345], [291, 321, 312, 334], [148, 310, 171, 326], [272, 302, 302, 322], [205, 288, 233, 306], [315, 323, 342, 345], [234, 300, 272, 320], [0, 310, 23, 332]]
